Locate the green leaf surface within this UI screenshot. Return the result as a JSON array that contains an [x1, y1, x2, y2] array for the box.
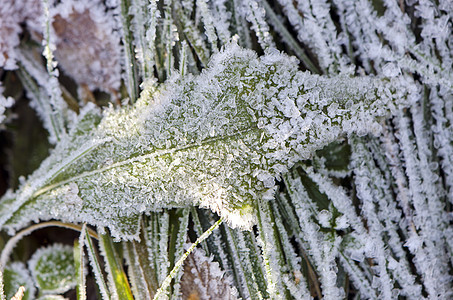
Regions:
[[0, 42, 411, 240], [3, 262, 35, 300], [99, 233, 134, 300], [74, 229, 86, 300], [28, 244, 76, 294]]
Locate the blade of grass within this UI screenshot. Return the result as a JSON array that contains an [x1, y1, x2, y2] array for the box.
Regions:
[[84, 227, 110, 300], [167, 208, 190, 297], [99, 232, 134, 300], [120, 0, 140, 103], [74, 225, 87, 300], [0, 269, 5, 300], [153, 217, 223, 299], [124, 240, 154, 300], [0, 221, 97, 271]]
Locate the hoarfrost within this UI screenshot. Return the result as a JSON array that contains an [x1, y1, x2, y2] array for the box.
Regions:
[[180, 246, 238, 299], [241, 0, 275, 49], [0, 83, 14, 125], [50, 0, 122, 94], [28, 244, 76, 294], [0, 42, 412, 240], [0, 1, 23, 70]]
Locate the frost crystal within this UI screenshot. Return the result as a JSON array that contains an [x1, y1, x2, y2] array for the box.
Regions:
[[0, 2, 22, 70], [180, 246, 238, 299], [0, 83, 14, 125], [49, 0, 122, 93], [28, 244, 76, 294], [0, 42, 412, 240]]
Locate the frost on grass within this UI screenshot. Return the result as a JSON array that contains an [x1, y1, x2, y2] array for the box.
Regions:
[[3, 262, 35, 300], [180, 245, 238, 300], [0, 83, 14, 125], [28, 244, 76, 295], [0, 2, 22, 70], [0, 43, 412, 240], [50, 0, 122, 94]]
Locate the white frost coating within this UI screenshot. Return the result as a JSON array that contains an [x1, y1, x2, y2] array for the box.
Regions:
[[269, 201, 311, 299], [0, 42, 411, 240], [283, 174, 346, 300], [225, 229, 264, 299], [197, 0, 220, 51], [17, 49, 76, 144], [431, 87, 453, 206], [3, 262, 36, 300], [28, 244, 76, 294], [157, 212, 170, 285], [0, 83, 14, 125], [351, 139, 423, 299], [0, 2, 22, 70], [241, 0, 275, 49], [180, 245, 238, 299], [276, 0, 348, 73], [210, 0, 232, 45], [394, 110, 453, 298], [49, 0, 122, 93], [130, 0, 160, 79], [256, 201, 286, 299]]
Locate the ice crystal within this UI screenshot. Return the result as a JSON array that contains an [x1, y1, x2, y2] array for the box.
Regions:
[[0, 42, 412, 239], [180, 246, 238, 300], [0, 83, 14, 125], [49, 0, 122, 93], [2, 262, 35, 300], [0, 2, 22, 70], [28, 244, 76, 294]]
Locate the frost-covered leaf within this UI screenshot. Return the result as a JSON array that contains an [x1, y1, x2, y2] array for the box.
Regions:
[[50, 0, 122, 94], [180, 246, 238, 300], [28, 244, 76, 294], [3, 263, 35, 300], [0, 2, 23, 70], [0, 42, 412, 240]]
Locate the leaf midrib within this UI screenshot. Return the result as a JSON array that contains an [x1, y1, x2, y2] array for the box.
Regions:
[[33, 125, 262, 199]]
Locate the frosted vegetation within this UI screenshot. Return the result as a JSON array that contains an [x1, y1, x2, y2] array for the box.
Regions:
[[0, 0, 451, 299]]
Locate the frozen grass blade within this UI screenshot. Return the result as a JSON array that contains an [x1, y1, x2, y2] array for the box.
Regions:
[[226, 228, 268, 299], [84, 227, 110, 300], [120, 0, 140, 102], [196, 0, 219, 51], [256, 200, 285, 299], [269, 200, 311, 299], [262, 0, 320, 74], [99, 233, 134, 300], [16, 50, 69, 144], [242, 0, 275, 49], [173, 2, 210, 67], [74, 226, 86, 300], [166, 209, 190, 297], [153, 217, 223, 300], [124, 242, 153, 300], [0, 270, 5, 300], [130, 0, 158, 80], [40, 0, 67, 142]]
